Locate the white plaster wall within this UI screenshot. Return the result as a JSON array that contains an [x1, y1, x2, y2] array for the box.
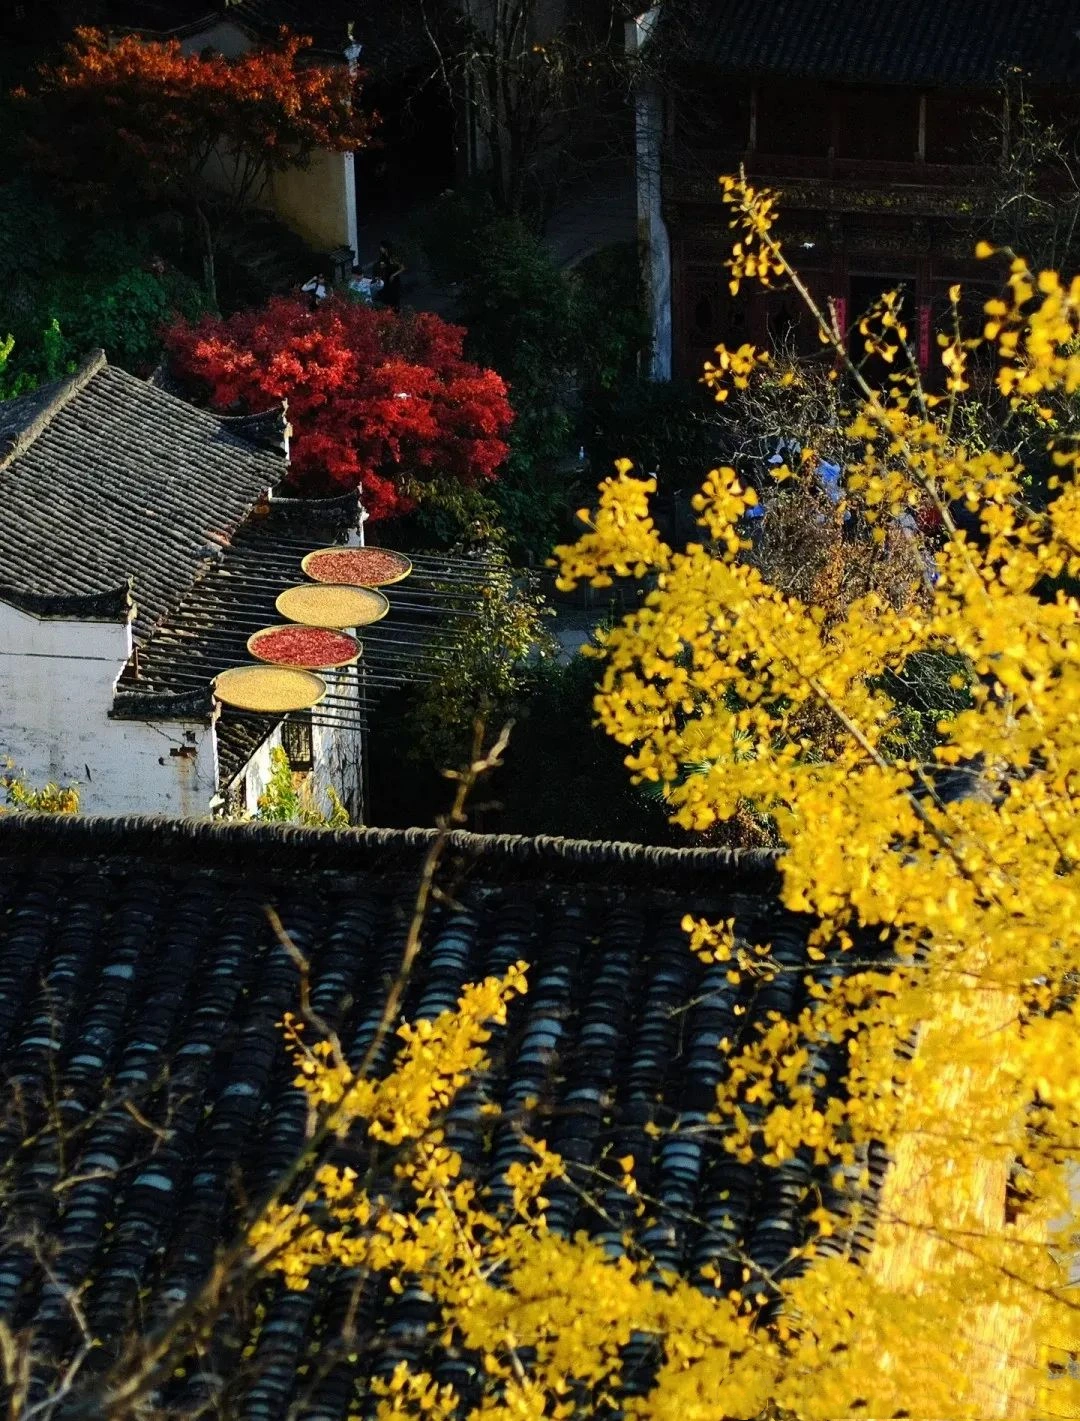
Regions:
[[312, 714, 364, 820], [177, 19, 252, 59], [236, 726, 283, 817], [176, 18, 358, 258], [270, 150, 354, 254], [0, 602, 218, 816]]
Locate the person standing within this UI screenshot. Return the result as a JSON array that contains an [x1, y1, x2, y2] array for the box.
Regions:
[[373, 241, 405, 311]]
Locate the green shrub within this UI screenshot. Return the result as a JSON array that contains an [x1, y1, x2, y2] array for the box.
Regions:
[[573, 243, 651, 396], [0, 320, 75, 398], [255, 747, 350, 827], [405, 548, 555, 768], [0, 181, 70, 288], [492, 655, 669, 842], [1, 756, 79, 814], [0, 180, 206, 376], [44, 264, 208, 373]]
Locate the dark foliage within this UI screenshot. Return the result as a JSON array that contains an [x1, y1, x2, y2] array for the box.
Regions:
[[417, 193, 649, 559]]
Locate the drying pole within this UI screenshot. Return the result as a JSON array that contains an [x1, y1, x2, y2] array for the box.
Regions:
[[355, 508, 370, 825], [359, 656, 370, 826]]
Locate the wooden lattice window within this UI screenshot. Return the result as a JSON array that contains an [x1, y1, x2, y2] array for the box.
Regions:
[[282, 713, 314, 773]]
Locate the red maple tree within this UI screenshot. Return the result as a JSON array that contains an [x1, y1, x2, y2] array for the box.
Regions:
[[165, 296, 513, 522], [19, 28, 373, 300]]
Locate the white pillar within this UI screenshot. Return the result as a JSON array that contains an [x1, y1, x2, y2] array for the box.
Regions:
[[344, 41, 364, 265], [343, 150, 359, 263], [627, 8, 672, 381]]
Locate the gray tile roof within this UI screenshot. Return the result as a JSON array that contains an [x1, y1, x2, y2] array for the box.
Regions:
[[104, 0, 423, 67], [0, 352, 288, 642], [674, 0, 1080, 86], [0, 383, 56, 447], [112, 493, 364, 780], [0, 812, 879, 1417]]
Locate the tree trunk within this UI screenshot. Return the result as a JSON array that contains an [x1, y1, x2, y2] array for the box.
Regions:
[[194, 202, 218, 310]]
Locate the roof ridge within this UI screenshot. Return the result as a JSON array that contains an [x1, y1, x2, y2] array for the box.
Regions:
[[0, 580, 132, 623], [0, 812, 782, 888], [218, 403, 291, 457], [0, 350, 107, 474], [107, 10, 220, 40]]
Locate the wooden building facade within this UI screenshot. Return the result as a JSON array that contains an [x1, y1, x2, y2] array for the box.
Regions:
[[652, 0, 1080, 380]]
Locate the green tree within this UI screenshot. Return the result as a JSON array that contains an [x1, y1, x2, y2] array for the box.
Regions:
[[418, 195, 648, 559], [407, 550, 554, 767], [0, 321, 74, 398]]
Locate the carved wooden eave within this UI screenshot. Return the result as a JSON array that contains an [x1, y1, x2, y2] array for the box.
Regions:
[[218, 404, 291, 457], [666, 173, 981, 221]]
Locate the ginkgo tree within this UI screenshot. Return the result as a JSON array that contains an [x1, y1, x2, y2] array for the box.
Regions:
[[241, 179, 1080, 1420], [550, 176, 1080, 1415]]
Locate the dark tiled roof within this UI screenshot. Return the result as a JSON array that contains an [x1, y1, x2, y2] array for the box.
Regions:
[[223, 0, 363, 51], [675, 0, 1080, 86], [100, 1, 218, 27], [0, 353, 288, 642], [0, 383, 56, 447], [103, 1, 425, 75], [0, 813, 874, 1416], [220, 0, 423, 64]]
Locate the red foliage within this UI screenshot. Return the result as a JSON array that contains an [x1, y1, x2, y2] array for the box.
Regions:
[[19, 28, 372, 209], [165, 297, 513, 521]]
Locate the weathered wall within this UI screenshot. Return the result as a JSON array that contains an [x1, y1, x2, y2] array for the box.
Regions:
[[270, 150, 354, 254], [312, 712, 364, 820], [0, 603, 218, 815], [235, 726, 284, 817]]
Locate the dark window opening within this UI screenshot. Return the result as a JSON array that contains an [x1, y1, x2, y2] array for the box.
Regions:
[[677, 266, 746, 378], [282, 714, 314, 773], [675, 80, 752, 152], [927, 282, 1000, 393], [1032, 95, 1080, 155], [763, 292, 813, 355], [925, 94, 993, 164], [756, 81, 831, 157], [847, 275, 916, 385], [837, 88, 919, 162]]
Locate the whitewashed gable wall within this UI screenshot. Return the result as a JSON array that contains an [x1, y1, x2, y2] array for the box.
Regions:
[[0, 601, 218, 815]]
